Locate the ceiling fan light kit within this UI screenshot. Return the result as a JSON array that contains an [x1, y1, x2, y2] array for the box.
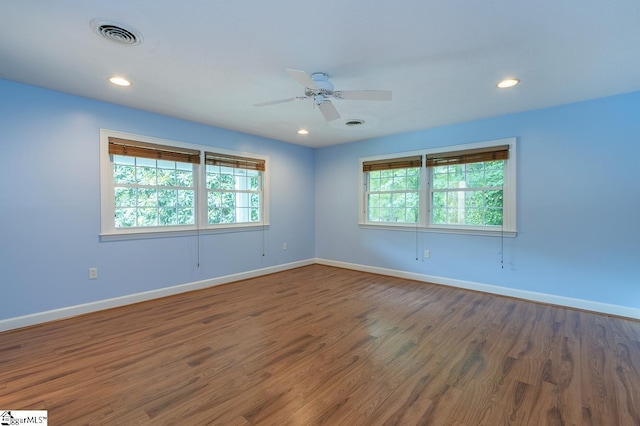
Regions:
[[255, 69, 392, 123]]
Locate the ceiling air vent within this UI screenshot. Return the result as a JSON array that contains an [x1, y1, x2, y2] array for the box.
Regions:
[[90, 19, 143, 46], [344, 119, 365, 127]]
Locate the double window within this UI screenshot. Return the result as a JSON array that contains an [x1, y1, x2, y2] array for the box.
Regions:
[[100, 130, 268, 237], [360, 138, 516, 235]]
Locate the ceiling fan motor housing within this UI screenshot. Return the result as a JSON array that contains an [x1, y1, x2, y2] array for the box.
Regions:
[[310, 72, 334, 94]]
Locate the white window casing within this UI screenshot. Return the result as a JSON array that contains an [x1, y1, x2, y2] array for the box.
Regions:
[[359, 138, 516, 237], [100, 129, 269, 239]]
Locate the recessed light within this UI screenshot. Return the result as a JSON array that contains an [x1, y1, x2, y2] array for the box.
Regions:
[[297, 129, 309, 135], [497, 78, 520, 89], [109, 76, 131, 87]]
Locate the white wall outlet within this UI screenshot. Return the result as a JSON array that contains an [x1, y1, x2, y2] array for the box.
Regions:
[[282, 243, 287, 250], [423, 250, 430, 259], [89, 267, 98, 279]]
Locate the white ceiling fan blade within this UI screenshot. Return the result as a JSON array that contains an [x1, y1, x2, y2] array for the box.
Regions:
[[286, 69, 319, 90], [254, 97, 306, 107], [335, 90, 392, 101], [318, 100, 340, 121]]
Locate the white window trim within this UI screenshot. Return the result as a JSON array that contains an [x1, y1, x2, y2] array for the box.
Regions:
[[359, 138, 517, 237], [100, 129, 269, 239], [359, 149, 427, 226]]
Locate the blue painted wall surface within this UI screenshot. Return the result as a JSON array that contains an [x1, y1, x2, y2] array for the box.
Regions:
[[0, 80, 315, 320], [315, 92, 640, 309], [2, 78, 639, 321]]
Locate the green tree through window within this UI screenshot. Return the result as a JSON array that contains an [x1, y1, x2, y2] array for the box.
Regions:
[[102, 132, 268, 236], [431, 160, 504, 227], [360, 139, 515, 234], [367, 167, 420, 223], [113, 156, 195, 228]]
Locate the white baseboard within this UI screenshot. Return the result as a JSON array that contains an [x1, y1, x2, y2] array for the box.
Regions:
[[2, 257, 637, 332], [315, 258, 640, 320], [0, 259, 315, 332]]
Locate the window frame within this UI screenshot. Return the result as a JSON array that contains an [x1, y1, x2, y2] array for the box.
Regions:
[[359, 138, 516, 236], [100, 129, 269, 239], [204, 152, 265, 226], [360, 152, 427, 227]]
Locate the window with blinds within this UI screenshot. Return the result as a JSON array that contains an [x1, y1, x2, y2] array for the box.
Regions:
[[360, 138, 516, 234], [100, 131, 268, 235], [108, 137, 199, 228], [205, 152, 264, 225], [428, 145, 509, 228], [363, 156, 422, 224]]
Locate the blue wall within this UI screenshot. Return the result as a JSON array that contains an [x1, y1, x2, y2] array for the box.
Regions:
[[2, 78, 639, 321], [315, 92, 640, 309], [0, 80, 315, 320]]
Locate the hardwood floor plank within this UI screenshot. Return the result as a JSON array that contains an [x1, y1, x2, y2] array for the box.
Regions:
[[1, 264, 639, 425]]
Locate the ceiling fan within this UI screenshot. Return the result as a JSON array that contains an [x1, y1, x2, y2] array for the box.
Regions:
[[254, 69, 392, 121]]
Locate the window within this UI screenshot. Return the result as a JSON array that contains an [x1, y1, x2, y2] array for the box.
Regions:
[[428, 144, 509, 229], [360, 138, 516, 235], [100, 130, 268, 237], [363, 156, 422, 224], [205, 152, 264, 224], [109, 138, 199, 228]]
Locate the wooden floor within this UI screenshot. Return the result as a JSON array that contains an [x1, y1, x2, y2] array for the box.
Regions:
[[1, 265, 639, 425]]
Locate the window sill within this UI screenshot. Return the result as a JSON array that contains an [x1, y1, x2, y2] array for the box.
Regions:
[[100, 223, 270, 241], [358, 223, 516, 237]]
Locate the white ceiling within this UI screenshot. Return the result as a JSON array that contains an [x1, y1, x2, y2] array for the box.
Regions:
[[1, 1, 639, 148]]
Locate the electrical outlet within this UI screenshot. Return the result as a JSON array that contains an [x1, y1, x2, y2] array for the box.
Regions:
[[282, 243, 287, 250], [89, 267, 98, 279], [423, 250, 430, 259]]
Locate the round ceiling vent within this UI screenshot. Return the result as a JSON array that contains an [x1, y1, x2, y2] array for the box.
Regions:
[[90, 19, 143, 46], [344, 119, 365, 127], [329, 115, 379, 130]]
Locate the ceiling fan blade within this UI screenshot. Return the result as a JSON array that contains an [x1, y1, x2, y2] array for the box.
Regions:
[[318, 100, 340, 121], [286, 69, 319, 90], [335, 90, 392, 101], [253, 97, 306, 107]]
